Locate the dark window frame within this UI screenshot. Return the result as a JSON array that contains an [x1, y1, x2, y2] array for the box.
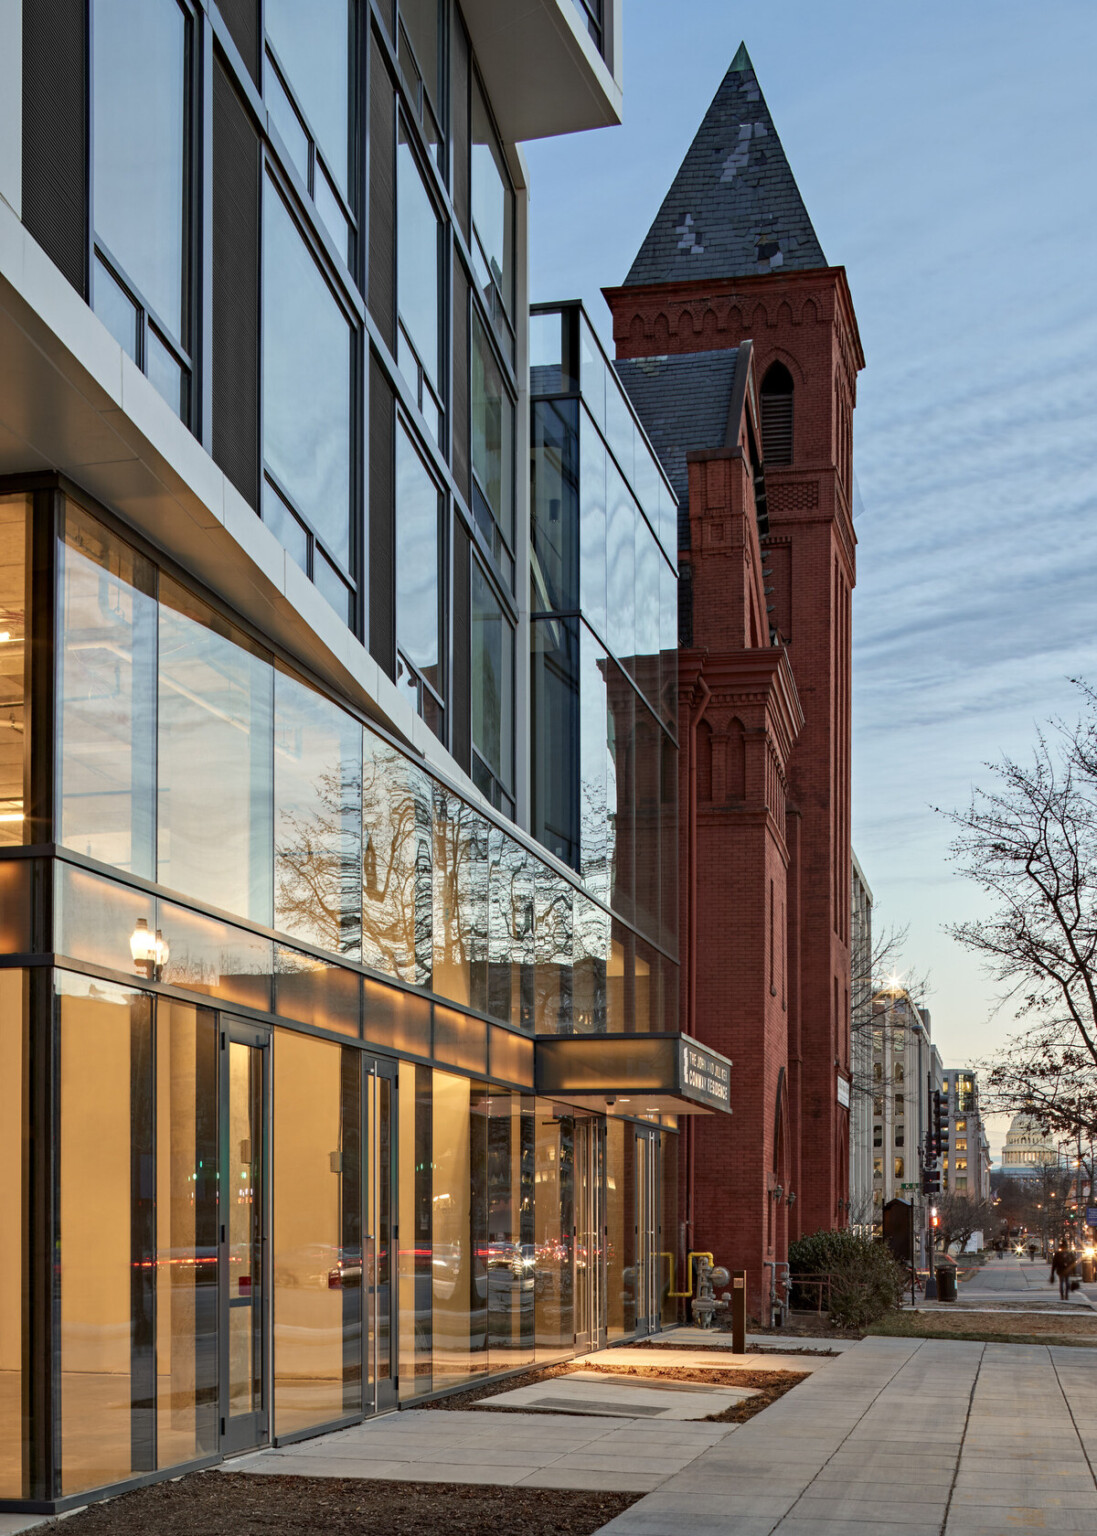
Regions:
[[395, 0, 447, 169], [87, 0, 200, 424]]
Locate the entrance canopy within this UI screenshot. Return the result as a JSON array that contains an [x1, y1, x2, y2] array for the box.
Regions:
[[535, 1032, 732, 1118]]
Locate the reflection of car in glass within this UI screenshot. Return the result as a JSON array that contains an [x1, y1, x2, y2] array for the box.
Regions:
[[274, 1243, 343, 1289], [483, 1241, 536, 1292]]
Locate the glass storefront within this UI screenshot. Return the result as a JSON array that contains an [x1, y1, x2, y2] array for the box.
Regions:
[[0, 481, 695, 1511]]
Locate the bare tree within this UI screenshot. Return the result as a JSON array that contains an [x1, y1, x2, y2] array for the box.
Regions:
[[945, 685, 1097, 1146], [935, 1193, 993, 1255]]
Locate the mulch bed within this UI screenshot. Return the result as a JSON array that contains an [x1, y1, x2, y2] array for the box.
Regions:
[[418, 1358, 808, 1425], [869, 1309, 1097, 1347], [56, 1473, 639, 1536], [630, 1338, 839, 1358]]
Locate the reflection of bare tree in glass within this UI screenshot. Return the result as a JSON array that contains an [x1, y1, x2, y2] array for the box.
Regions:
[[535, 866, 573, 1034], [275, 766, 362, 955], [361, 738, 432, 986]]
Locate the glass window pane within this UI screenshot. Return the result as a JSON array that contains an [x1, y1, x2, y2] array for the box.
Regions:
[[533, 1110, 573, 1360], [92, 256, 138, 361], [315, 159, 350, 266], [607, 660, 634, 923], [579, 623, 609, 902], [472, 313, 514, 548], [155, 1000, 219, 1468], [0, 972, 25, 1499], [578, 407, 606, 634], [146, 328, 186, 419], [432, 787, 477, 1007], [530, 398, 578, 614], [274, 945, 360, 1036], [263, 183, 352, 569], [579, 316, 606, 432], [398, 1063, 432, 1397], [433, 1006, 487, 1076], [262, 480, 309, 571], [605, 1118, 635, 1338], [659, 557, 678, 730], [531, 617, 578, 869], [363, 977, 431, 1054], [56, 861, 156, 977], [265, 0, 351, 191], [488, 827, 535, 1031], [634, 523, 660, 704], [472, 563, 513, 794], [363, 730, 433, 987], [530, 310, 565, 395], [274, 1031, 361, 1434], [606, 463, 636, 665], [397, 126, 441, 387], [471, 77, 513, 319], [58, 972, 153, 1494], [158, 579, 274, 924], [395, 423, 441, 687], [400, 0, 440, 108], [535, 869, 572, 1034], [572, 894, 608, 1035], [92, 0, 186, 338], [432, 1071, 485, 1386], [58, 505, 156, 873], [0, 497, 28, 847], [264, 55, 309, 184], [158, 900, 274, 1013], [484, 1092, 534, 1370], [275, 668, 362, 956]]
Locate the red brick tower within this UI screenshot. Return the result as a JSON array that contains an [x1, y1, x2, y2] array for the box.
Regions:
[[608, 43, 864, 1313]]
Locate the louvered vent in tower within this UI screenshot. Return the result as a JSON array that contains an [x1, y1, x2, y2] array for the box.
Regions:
[[761, 362, 794, 465]]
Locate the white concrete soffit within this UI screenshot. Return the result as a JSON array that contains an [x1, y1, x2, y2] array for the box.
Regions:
[[460, 0, 622, 141], [0, 200, 464, 786]]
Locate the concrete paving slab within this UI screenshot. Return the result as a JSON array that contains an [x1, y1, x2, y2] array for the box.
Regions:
[[640, 1327, 854, 1353], [0, 1518, 48, 1534], [478, 1375, 749, 1419]]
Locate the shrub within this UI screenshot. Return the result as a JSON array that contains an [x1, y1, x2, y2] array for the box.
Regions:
[[788, 1228, 906, 1328]]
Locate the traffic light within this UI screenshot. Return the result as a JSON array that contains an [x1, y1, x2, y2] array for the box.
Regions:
[[931, 1089, 947, 1156], [922, 1167, 941, 1195], [930, 1209, 939, 1229]]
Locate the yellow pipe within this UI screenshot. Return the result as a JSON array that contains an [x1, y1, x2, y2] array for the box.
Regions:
[[667, 1250, 715, 1298]]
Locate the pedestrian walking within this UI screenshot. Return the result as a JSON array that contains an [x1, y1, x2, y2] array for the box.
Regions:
[[1050, 1241, 1076, 1301], [1028, 1241, 1038, 1262]]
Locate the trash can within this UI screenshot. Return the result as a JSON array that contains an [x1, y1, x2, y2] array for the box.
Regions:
[[1082, 1259, 1096, 1284], [936, 1265, 957, 1302]]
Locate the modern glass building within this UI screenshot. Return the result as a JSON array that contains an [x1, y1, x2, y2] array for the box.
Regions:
[[0, 0, 730, 1513]]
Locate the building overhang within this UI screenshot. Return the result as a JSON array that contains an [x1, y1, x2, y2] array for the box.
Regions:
[[535, 1032, 733, 1117], [460, 0, 622, 141]]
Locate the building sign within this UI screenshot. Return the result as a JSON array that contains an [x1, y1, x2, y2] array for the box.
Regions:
[[837, 1075, 851, 1108], [678, 1039, 731, 1112], [1087, 1207, 1097, 1227]]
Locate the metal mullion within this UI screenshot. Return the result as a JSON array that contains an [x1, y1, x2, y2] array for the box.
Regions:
[[262, 157, 363, 325], [198, 4, 214, 452]]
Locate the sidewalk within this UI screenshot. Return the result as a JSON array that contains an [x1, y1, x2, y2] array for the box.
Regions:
[[597, 1335, 1097, 1535]]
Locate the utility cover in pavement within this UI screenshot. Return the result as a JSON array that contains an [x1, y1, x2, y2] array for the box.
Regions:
[[479, 1373, 759, 1420]]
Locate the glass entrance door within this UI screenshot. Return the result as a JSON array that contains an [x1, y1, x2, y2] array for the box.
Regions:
[[572, 1118, 606, 1352], [633, 1128, 659, 1336], [365, 1057, 397, 1413], [220, 1021, 269, 1452]]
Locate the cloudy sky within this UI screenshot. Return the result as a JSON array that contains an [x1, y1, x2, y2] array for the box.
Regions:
[[524, 0, 1097, 1157]]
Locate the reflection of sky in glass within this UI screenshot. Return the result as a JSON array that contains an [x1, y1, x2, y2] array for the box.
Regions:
[[472, 563, 512, 787], [93, 0, 185, 336], [263, 187, 351, 566], [265, 0, 350, 190], [606, 464, 636, 663], [472, 81, 511, 308], [395, 425, 439, 672], [397, 134, 440, 382]]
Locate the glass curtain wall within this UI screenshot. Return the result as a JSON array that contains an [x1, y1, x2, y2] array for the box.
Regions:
[[530, 304, 679, 1033]]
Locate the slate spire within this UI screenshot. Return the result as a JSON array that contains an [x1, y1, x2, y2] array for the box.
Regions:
[[625, 43, 826, 286]]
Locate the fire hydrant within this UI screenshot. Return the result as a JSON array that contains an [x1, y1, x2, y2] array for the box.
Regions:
[[691, 1259, 731, 1329]]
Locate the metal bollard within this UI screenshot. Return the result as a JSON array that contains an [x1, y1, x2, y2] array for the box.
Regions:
[[731, 1269, 747, 1353]]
